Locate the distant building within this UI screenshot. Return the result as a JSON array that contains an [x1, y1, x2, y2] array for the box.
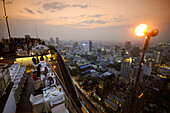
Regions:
[[78, 64, 91, 80], [50, 38, 55, 44], [73, 42, 78, 48], [142, 64, 152, 76], [56, 37, 59, 48], [121, 48, 125, 57], [121, 60, 131, 80], [115, 46, 120, 53], [25, 35, 31, 39], [125, 41, 131, 50], [88, 40, 92, 52], [130, 46, 140, 57], [96, 72, 115, 98]]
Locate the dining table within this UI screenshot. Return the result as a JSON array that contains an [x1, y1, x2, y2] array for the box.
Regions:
[[43, 86, 64, 113]]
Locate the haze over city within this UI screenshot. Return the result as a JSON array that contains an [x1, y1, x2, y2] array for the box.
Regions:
[[0, 0, 170, 41]]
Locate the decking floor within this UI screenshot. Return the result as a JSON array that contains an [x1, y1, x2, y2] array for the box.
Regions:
[[16, 74, 34, 113]]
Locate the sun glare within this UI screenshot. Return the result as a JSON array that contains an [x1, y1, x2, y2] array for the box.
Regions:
[[135, 24, 147, 36]]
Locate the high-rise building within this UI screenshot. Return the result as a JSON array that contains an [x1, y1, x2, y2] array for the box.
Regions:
[[73, 42, 78, 48], [130, 46, 140, 57], [120, 60, 131, 78], [88, 40, 92, 52], [121, 48, 125, 57], [115, 46, 119, 53], [50, 38, 55, 44], [125, 41, 131, 50], [56, 37, 59, 48], [25, 35, 31, 39]]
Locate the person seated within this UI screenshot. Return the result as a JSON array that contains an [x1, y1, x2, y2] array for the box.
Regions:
[[32, 71, 38, 81], [32, 56, 37, 64], [41, 67, 48, 76], [46, 77, 56, 87], [40, 53, 44, 61]]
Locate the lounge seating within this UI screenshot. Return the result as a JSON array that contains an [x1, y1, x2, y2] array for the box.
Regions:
[[29, 94, 44, 113], [51, 103, 69, 113], [50, 93, 65, 108], [34, 80, 42, 90]]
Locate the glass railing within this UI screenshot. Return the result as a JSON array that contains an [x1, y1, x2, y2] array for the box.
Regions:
[[47, 46, 88, 113], [48, 62, 81, 113]]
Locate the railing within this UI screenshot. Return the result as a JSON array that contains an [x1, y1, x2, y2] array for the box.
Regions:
[[48, 46, 87, 113], [49, 62, 82, 113], [0, 64, 11, 97]]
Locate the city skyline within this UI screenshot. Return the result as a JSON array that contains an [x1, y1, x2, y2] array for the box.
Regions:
[[0, 0, 170, 41]]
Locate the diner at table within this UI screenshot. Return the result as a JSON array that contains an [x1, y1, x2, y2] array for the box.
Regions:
[[32, 71, 38, 81], [30, 60, 67, 113]]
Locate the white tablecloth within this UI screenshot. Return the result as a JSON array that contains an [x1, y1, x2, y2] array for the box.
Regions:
[[43, 87, 63, 113]]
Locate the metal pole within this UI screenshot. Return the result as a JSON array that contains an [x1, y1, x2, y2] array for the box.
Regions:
[[35, 24, 39, 38], [3, 0, 11, 39], [129, 36, 150, 113]]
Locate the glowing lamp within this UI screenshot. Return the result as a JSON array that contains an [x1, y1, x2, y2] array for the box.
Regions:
[[53, 65, 56, 69], [135, 24, 147, 36], [0, 57, 4, 60], [138, 93, 144, 98], [4, 16, 8, 18]]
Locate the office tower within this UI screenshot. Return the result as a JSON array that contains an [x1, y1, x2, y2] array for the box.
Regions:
[[115, 46, 119, 53], [121, 60, 131, 78], [130, 46, 140, 57], [50, 38, 55, 44], [125, 41, 131, 50], [56, 37, 59, 48], [73, 42, 78, 48], [88, 40, 92, 52], [121, 48, 125, 57], [25, 35, 31, 39]]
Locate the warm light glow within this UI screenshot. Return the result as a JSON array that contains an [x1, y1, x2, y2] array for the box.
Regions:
[[138, 93, 144, 98], [0, 57, 3, 60], [135, 24, 147, 36], [53, 65, 56, 69]]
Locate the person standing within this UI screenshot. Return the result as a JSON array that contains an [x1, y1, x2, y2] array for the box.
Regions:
[[40, 53, 44, 61], [37, 64, 41, 77], [36, 53, 39, 63], [32, 56, 37, 64]]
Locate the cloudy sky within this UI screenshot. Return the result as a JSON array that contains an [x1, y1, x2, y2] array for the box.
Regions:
[[0, 0, 170, 41]]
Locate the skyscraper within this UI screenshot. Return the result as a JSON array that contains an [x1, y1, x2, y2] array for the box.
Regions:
[[25, 35, 31, 39], [50, 37, 55, 44], [56, 37, 59, 48], [88, 40, 92, 52], [125, 41, 131, 50]]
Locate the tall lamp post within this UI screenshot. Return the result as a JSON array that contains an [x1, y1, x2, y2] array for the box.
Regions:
[[129, 24, 158, 113], [3, 0, 11, 39]]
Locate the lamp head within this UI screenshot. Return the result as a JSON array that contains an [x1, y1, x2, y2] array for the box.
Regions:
[[144, 29, 158, 37], [135, 24, 158, 37]]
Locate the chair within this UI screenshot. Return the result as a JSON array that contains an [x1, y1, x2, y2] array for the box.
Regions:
[[29, 94, 44, 113], [50, 93, 65, 108], [34, 80, 42, 90], [51, 103, 69, 113]]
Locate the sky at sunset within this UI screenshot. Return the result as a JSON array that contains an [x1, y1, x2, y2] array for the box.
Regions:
[[0, 0, 170, 41]]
